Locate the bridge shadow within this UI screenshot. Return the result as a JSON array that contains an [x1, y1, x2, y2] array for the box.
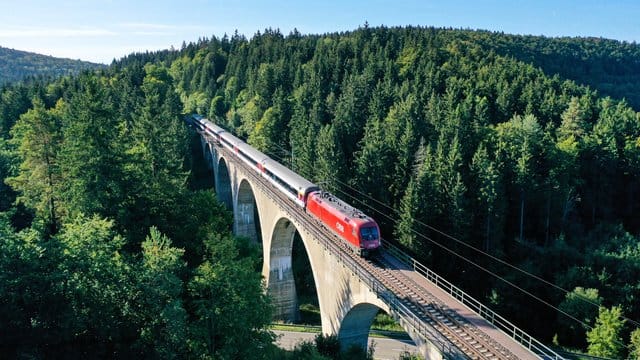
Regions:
[[292, 231, 320, 324], [330, 268, 379, 353]]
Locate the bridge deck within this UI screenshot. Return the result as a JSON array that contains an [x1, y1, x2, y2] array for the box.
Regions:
[[381, 252, 539, 360], [200, 127, 548, 359]]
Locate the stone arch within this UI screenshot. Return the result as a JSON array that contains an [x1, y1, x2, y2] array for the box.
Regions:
[[203, 141, 213, 170], [268, 217, 297, 321], [267, 217, 323, 323], [338, 302, 381, 352], [234, 178, 261, 244], [215, 157, 232, 210]]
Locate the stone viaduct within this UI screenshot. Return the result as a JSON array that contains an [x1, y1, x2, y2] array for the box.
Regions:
[[199, 136, 444, 358], [193, 126, 560, 360]]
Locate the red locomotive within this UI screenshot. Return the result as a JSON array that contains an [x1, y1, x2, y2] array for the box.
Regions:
[[187, 115, 381, 256], [306, 191, 380, 256]]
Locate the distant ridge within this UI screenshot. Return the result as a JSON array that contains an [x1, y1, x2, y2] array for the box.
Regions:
[[0, 46, 105, 84]]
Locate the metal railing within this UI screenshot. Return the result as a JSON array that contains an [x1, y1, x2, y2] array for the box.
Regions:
[[383, 241, 565, 360], [198, 131, 563, 359], [208, 138, 467, 359]]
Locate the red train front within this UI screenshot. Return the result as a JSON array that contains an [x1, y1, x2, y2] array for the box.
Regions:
[[306, 191, 381, 256]]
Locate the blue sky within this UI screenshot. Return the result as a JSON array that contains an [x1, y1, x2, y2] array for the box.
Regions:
[[1, 0, 639, 64]]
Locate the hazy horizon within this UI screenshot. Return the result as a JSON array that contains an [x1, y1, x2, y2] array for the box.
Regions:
[[2, 0, 639, 64]]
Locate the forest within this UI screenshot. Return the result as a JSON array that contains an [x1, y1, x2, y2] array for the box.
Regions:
[[0, 46, 104, 85], [1, 25, 640, 359]]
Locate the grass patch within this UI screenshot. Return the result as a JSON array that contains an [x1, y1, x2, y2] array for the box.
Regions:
[[270, 323, 320, 333], [298, 302, 321, 325], [371, 312, 404, 332]]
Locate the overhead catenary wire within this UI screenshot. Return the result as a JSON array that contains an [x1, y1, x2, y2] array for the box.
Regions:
[[257, 147, 639, 354], [258, 145, 599, 334], [200, 117, 637, 351], [264, 139, 640, 330], [226, 144, 640, 353], [204, 121, 640, 352]]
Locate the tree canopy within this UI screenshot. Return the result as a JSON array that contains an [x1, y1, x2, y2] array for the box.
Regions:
[[1, 25, 640, 357]]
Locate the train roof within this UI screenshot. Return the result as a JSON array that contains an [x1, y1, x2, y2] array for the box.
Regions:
[[263, 156, 318, 193], [195, 116, 374, 225], [201, 118, 225, 134], [312, 191, 377, 226], [200, 117, 319, 194]]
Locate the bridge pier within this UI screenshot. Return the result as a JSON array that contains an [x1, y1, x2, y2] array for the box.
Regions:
[[267, 218, 298, 322], [214, 157, 232, 210], [235, 180, 260, 244], [203, 139, 448, 359]]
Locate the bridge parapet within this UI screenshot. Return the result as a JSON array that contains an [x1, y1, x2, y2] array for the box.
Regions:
[[190, 119, 563, 360]]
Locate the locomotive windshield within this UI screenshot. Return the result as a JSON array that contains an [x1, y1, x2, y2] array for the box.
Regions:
[[360, 226, 379, 241]]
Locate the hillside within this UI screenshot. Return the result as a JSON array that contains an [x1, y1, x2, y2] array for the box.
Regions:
[[452, 31, 640, 110], [0, 46, 104, 84], [168, 26, 640, 352], [0, 26, 639, 358]]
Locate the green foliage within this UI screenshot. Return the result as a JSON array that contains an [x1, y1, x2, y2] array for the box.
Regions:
[[0, 83, 32, 138], [557, 287, 602, 347], [470, 143, 504, 252], [57, 75, 123, 219], [53, 215, 135, 352], [586, 306, 626, 358], [187, 232, 274, 359], [6, 97, 64, 234], [398, 351, 422, 360], [314, 124, 345, 193], [209, 95, 226, 118], [341, 342, 375, 360], [371, 312, 404, 332], [0, 138, 18, 212], [0, 213, 68, 355], [287, 340, 329, 360], [121, 63, 191, 244], [314, 334, 341, 359], [136, 227, 187, 358], [0, 38, 273, 358], [630, 328, 640, 360], [3, 25, 640, 358]]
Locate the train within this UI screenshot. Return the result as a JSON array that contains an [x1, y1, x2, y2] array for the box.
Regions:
[[186, 115, 381, 256]]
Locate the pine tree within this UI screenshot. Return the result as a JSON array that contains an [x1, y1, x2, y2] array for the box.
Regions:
[[630, 328, 640, 360], [586, 306, 625, 358], [314, 124, 345, 193], [137, 227, 187, 358], [6, 97, 64, 234], [58, 76, 123, 219], [471, 143, 503, 252], [495, 114, 543, 243], [123, 64, 189, 242], [353, 116, 390, 202], [395, 142, 436, 262]]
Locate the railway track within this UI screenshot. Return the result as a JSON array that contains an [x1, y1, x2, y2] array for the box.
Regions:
[[210, 139, 522, 360], [367, 254, 516, 359]]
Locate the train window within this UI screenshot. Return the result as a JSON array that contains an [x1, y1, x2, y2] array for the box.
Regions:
[[263, 168, 297, 197], [359, 227, 379, 241]]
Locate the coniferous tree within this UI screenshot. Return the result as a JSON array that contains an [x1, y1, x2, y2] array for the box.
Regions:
[[7, 97, 64, 234], [470, 143, 503, 253], [630, 328, 640, 360], [58, 76, 123, 219], [136, 227, 187, 358], [495, 114, 543, 243], [586, 306, 625, 358], [314, 124, 345, 193]]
